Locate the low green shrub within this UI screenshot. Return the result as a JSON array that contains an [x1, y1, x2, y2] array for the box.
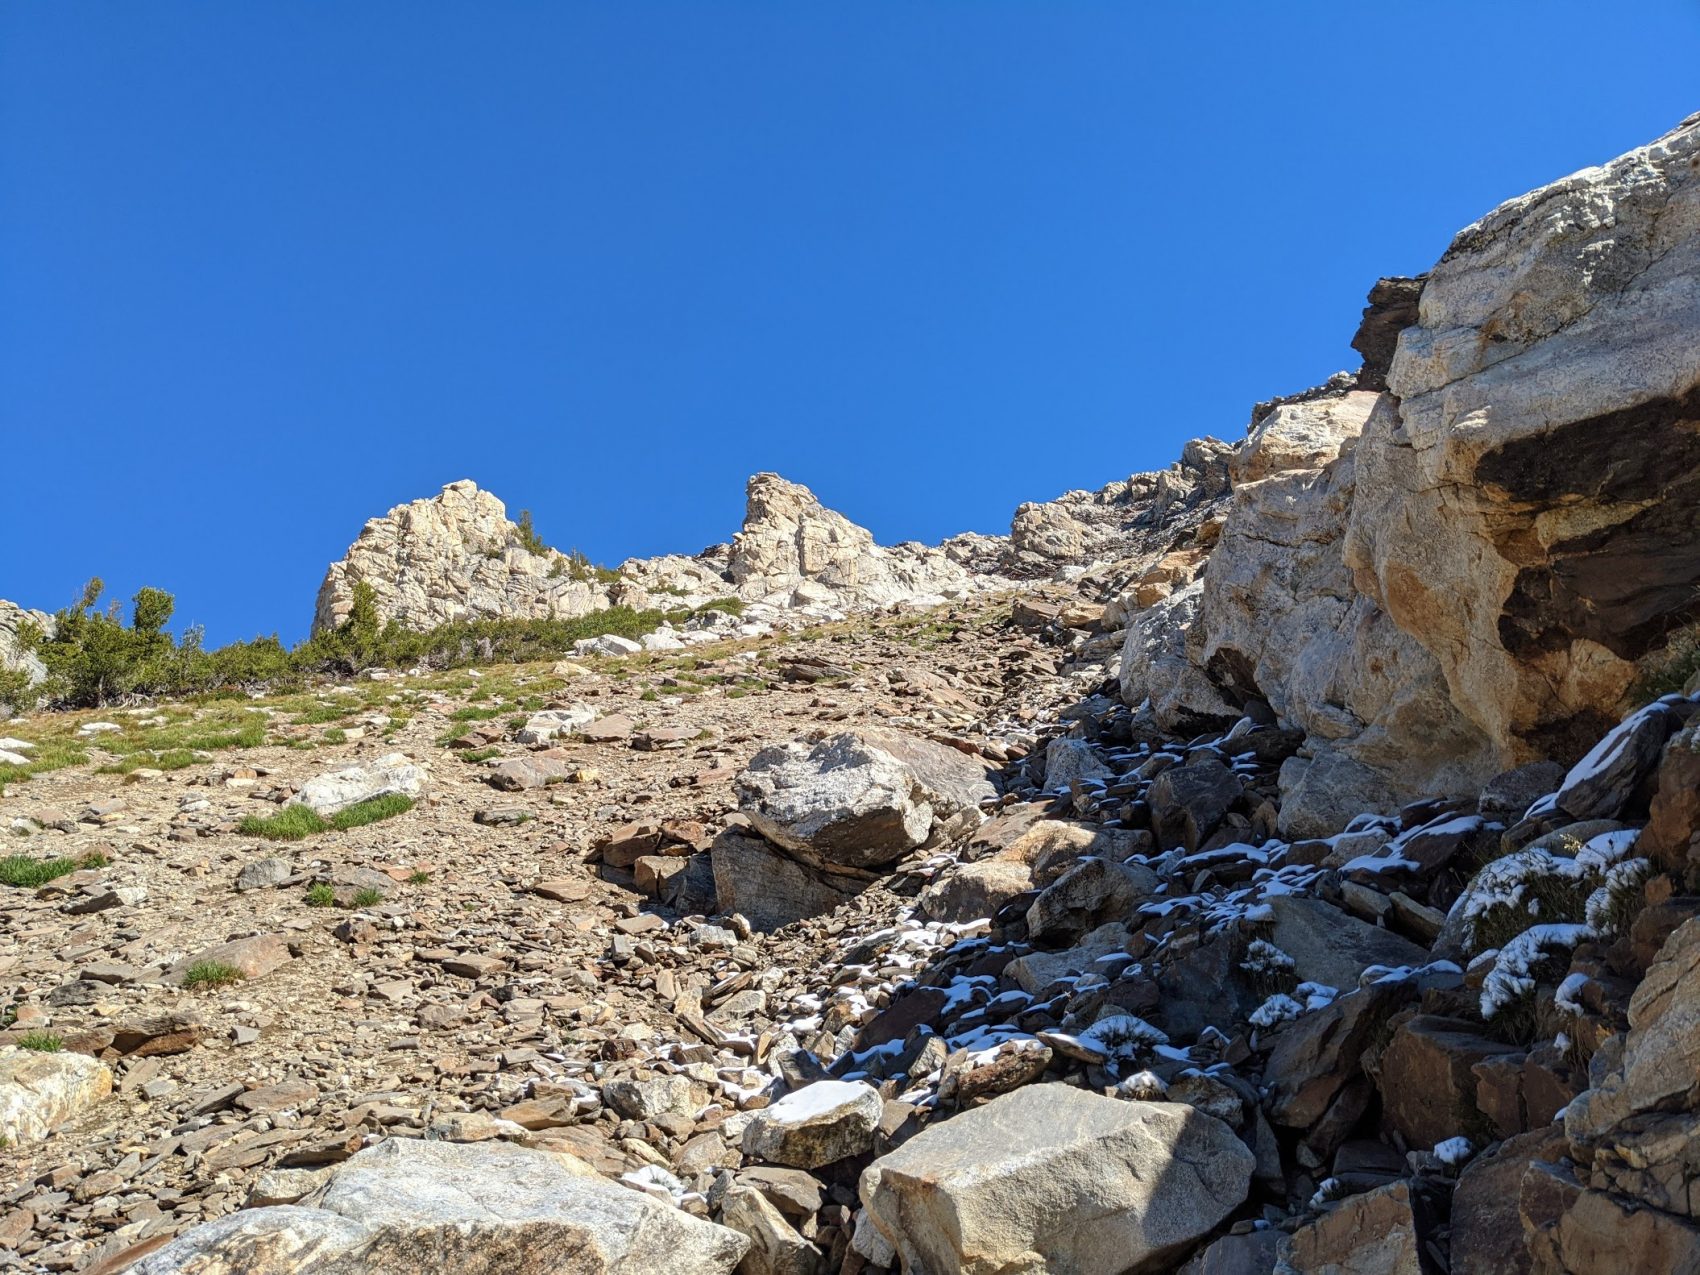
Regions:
[[181, 960, 245, 990], [0, 855, 81, 888]]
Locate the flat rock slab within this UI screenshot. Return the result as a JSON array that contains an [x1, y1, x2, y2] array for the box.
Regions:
[[170, 934, 293, 985], [860, 1085, 1253, 1275], [131, 1136, 749, 1274], [1267, 894, 1429, 991]]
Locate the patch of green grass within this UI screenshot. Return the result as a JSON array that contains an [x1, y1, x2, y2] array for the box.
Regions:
[[181, 960, 245, 990], [239, 804, 330, 841], [450, 705, 504, 722], [407, 870, 431, 884], [507, 715, 527, 730], [101, 710, 270, 760], [0, 855, 82, 888], [639, 689, 659, 702], [304, 883, 336, 907], [696, 596, 745, 617], [329, 794, 414, 830], [14, 1030, 63, 1052], [458, 747, 501, 764], [241, 794, 414, 840], [350, 886, 384, 908], [321, 728, 347, 744]]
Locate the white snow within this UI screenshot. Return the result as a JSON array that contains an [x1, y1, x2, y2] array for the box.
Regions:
[[1481, 924, 1593, 1019], [1078, 1014, 1169, 1058], [1250, 993, 1304, 1028], [1554, 972, 1590, 1015], [1433, 1136, 1473, 1166], [762, 1079, 875, 1124]]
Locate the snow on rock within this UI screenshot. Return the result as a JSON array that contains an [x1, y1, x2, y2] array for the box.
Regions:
[[741, 1080, 883, 1170]]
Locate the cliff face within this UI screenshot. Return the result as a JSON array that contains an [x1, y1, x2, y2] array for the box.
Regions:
[[1125, 112, 1700, 830]]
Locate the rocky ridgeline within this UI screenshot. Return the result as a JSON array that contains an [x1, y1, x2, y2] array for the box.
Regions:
[[309, 457, 1237, 640], [2, 114, 1699, 1275]]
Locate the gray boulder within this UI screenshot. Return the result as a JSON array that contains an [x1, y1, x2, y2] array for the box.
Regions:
[[1025, 858, 1158, 946], [1266, 894, 1430, 990], [860, 1085, 1253, 1275], [742, 1080, 882, 1170], [736, 729, 993, 870]]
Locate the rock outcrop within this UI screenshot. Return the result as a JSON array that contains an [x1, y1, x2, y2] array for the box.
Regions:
[[729, 473, 999, 610], [0, 598, 51, 712], [1008, 438, 1234, 577], [1347, 112, 1700, 769], [1117, 112, 1700, 832], [311, 480, 625, 635]]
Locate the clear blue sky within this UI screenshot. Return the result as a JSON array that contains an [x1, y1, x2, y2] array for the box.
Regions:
[[4, 3, 1697, 645]]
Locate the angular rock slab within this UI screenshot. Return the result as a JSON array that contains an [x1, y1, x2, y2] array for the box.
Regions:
[[1266, 895, 1429, 992], [0, 1047, 113, 1145], [132, 1137, 749, 1274], [860, 1085, 1253, 1275], [743, 1080, 882, 1170], [1278, 1179, 1421, 1274], [290, 752, 427, 817]]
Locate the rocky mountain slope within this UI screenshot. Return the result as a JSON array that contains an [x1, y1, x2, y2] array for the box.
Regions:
[[3, 114, 1699, 1275]]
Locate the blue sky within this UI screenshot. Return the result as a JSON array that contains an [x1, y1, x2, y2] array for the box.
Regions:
[[4, 3, 1697, 645]]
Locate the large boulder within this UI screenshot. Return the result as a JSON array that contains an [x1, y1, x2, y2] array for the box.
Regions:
[[1265, 895, 1430, 992], [1025, 858, 1158, 946], [859, 1085, 1253, 1275], [1345, 112, 1700, 770], [1276, 1180, 1422, 1274], [708, 830, 865, 933], [736, 729, 993, 870], [1118, 580, 1239, 733], [290, 752, 428, 817], [742, 1081, 883, 1170], [131, 1137, 749, 1274], [0, 1047, 112, 1145]]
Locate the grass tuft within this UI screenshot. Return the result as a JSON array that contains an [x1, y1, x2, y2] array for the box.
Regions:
[[329, 794, 414, 830], [14, 1030, 63, 1052], [304, 883, 336, 907], [0, 855, 82, 888], [239, 804, 330, 841], [181, 960, 245, 990]]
